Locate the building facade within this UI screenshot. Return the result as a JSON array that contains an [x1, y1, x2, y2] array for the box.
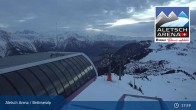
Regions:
[[0, 52, 97, 99]]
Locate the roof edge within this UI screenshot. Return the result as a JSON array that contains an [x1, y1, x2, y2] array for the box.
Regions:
[[0, 52, 82, 74]]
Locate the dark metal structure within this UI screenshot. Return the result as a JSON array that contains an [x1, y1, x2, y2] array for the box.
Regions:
[[0, 52, 97, 99]]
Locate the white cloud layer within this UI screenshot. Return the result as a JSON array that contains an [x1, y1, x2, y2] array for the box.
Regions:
[[105, 0, 196, 28], [85, 27, 103, 32]]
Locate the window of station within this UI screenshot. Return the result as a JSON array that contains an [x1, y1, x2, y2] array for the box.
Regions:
[[52, 61, 73, 96], [39, 64, 65, 96], [80, 56, 92, 66], [0, 75, 18, 95], [67, 58, 81, 77], [72, 57, 88, 83], [63, 59, 81, 89], [88, 66, 96, 78], [59, 60, 77, 92], [28, 66, 57, 96], [46, 63, 66, 95], [58, 60, 75, 81], [17, 69, 47, 96], [79, 56, 96, 78], [75, 56, 90, 78], [3, 71, 34, 95], [77, 55, 89, 68], [68, 58, 85, 84], [77, 56, 93, 79]]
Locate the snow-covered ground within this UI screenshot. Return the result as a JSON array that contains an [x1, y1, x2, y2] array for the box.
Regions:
[[73, 74, 138, 101], [130, 73, 196, 101], [142, 32, 196, 74], [73, 31, 196, 102], [73, 73, 196, 101], [135, 32, 196, 101]]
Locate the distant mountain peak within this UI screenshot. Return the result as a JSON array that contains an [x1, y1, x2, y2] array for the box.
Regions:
[[15, 30, 38, 34], [66, 37, 78, 41], [0, 29, 10, 41]]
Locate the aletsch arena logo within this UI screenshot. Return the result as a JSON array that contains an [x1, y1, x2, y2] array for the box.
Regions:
[[155, 7, 190, 43]]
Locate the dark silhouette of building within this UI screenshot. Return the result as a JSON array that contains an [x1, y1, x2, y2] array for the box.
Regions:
[[0, 52, 97, 99]]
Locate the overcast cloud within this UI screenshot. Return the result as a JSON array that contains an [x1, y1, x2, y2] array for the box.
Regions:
[[0, 0, 195, 37]]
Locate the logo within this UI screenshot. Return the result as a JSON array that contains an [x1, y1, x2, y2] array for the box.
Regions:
[[174, 103, 180, 109], [155, 7, 190, 43]]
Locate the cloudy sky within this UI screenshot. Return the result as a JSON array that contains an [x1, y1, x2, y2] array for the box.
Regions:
[[0, 0, 195, 37]]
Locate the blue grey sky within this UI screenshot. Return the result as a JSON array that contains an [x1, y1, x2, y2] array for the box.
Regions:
[[0, 0, 195, 37]]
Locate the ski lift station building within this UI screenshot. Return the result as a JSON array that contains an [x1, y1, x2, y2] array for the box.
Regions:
[[0, 52, 97, 100]]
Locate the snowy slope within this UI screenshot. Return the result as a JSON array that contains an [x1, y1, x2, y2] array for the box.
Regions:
[[11, 38, 37, 52], [129, 72, 196, 101], [0, 30, 37, 56], [73, 73, 196, 101], [142, 32, 196, 73], [125, 31, 196, 101], [0, 30, 9, 57], [73, 31, 196, 102], [73, 74, 138, 101]]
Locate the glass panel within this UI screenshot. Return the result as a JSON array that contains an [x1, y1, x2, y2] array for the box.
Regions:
[[75, 56, 90, 77], [3, 72, 34, 95], [68, 58, 85, 84], [72, 57, 88, 83], [46, 63, 66, 95], [0, 75, 18, 95], [79, 55, 96, 78], [68, 58, 82, 76], [28, 67, 57, 96], [17, 69, 47, 96], [89, 66, 96, 78], [76, 56, 91, 79], [63, 59, 81, 88], [80, 55, 91, 66], [77, 55, 89, 68], [39, 64, 64, 96], [77, 56, 92, 80], [60, 60, 77, 92], [53, 61, 73, 97]]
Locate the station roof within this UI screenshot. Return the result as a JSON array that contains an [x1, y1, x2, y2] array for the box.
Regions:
[[0, 52, 78, 69]]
